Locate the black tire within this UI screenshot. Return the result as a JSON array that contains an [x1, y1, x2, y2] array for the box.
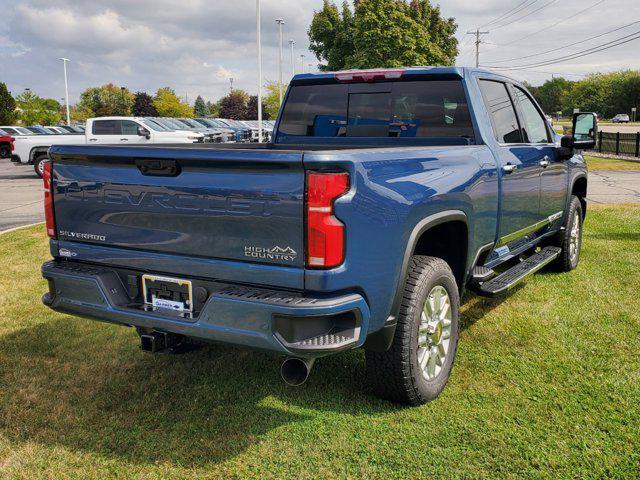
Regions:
[[33, 154, 47, 178], [365, 256, 460, 405], [0, 145, 10, 159], [552, 195, 583, 272]]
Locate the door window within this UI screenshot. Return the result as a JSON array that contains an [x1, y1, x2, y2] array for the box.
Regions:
[[513, 87, 550, 144], [478, 80, 522, 144], [121, 120, 140, 135], [92, 120, 120, 135]]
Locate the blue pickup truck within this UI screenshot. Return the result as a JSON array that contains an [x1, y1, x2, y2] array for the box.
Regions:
[[41, 67, 596, 405]]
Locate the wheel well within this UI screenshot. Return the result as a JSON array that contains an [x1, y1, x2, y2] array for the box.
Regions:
[[412, 220, 468, 289], [29, 147, 49, 163], [572, 177, 587, 217]]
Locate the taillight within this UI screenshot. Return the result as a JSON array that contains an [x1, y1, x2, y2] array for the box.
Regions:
[[306, 171, 349, 268], [43, 160, 56, 238]]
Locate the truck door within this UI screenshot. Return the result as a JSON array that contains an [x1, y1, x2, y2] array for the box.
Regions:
[[120, 120, 151, 144], [87, 119, 120, 144], [478, 79, 543, 246], [511, 86, 568, 221]]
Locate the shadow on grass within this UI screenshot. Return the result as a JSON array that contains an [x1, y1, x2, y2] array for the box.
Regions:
[[460, 285, 523, 331], [0, 317, 399, 467]]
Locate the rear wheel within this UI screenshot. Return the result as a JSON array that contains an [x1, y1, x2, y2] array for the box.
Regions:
[[0, 145, 10, 159], [365, 256, 460, 405], [33, 154, 48, 178]]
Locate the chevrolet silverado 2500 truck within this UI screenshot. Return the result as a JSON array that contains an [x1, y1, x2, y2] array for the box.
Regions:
[[41, 67, 596, 405]]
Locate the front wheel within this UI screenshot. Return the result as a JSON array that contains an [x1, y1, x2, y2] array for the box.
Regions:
[[552, 195, 583, 272], [365, 256, 460, 405]]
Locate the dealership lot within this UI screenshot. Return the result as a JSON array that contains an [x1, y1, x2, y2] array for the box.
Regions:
[[1, 160, 639, 233], [0, 163, 43, 231]]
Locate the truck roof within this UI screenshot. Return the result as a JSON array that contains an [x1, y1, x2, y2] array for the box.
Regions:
[[291, 66, 510, 84]]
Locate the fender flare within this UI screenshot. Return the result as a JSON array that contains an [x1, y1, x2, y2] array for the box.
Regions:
[[29, 146, 50, 163], [364, 209, 468, 352], [568, 173, 588, 217]]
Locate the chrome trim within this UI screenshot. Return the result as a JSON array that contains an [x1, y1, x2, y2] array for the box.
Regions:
[[498, 211, 563, 247]]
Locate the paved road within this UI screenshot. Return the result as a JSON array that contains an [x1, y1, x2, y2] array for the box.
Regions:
[[599, 125, 640, 134], [587, 170, 640, 204], [0, 161, 43, 232], [0, 160, 638, 233]]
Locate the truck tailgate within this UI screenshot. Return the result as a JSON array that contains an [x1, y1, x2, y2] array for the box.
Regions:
[[50, 146, 305, 274]]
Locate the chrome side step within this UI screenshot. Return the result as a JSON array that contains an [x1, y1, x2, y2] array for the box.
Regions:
[[477, 247, 561, 297]]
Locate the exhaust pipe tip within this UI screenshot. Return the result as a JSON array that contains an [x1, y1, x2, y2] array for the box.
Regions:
[[280, 357, 315, 386]]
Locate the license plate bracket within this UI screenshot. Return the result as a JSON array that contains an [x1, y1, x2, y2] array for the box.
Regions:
[[142, 274, 193, 313]]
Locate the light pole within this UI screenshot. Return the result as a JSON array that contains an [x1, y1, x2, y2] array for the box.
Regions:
[[288, 39, 295, 78], [275, 19, 285, 105], [59, 58, 71, 125], [256, 0, 263, 142], [300, 54, 305, 73]]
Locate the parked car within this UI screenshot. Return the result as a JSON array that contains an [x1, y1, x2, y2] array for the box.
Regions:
[[214, 118, 252, 142], [6, 126, 86, 176], [612, 114, 630, 123], [193, 118, 236, 142], [175, 118, 224, 143], [0, 129, 14, 159], [45, 126, 83, 135], [0, 126, 35, 137], [41, 67, 593, 405], [149, 117, 218, 142], [7, 117, 204, 177]]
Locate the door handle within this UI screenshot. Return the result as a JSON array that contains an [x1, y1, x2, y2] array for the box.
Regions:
[[89, 138, 98, 142], [502, 164, 518, 174], [120, 138, 129, 142], [540, 156, 551, 168]]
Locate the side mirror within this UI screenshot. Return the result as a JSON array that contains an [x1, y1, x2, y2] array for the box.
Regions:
[[137, 126, 151, 139], [571, 112, 597, 150]]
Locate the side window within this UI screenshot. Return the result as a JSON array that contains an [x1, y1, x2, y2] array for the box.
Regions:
[[121, 120, 140, 135], [92, 120, 120, 135], [478, 80, 522, 144], [513, 87, 550, 143]]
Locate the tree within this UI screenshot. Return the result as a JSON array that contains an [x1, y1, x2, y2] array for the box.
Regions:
[[308, 0, 458, 71], [206, 100, 219, 117], [247, 95, 270, 120], [153, 87, 193, 117], [76, 84, 134, 117], [15, 90, 62, 125], [0, 83, 17, 124], [528, 77, 574, 115], [218, 90, 249, 119], [193, 95, 209, 117], [132, 92, 158, 116], [263, 82, 283, 119]]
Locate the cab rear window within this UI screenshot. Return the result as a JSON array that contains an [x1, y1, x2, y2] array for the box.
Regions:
[[278, 80, 474, 139]]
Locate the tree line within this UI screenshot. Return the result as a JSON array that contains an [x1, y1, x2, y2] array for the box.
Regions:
[[0, 81, 279, 126], [527, 70, 640, 119]]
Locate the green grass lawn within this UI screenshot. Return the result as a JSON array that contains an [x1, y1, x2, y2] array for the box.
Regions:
[[1, 207, 639, 479], [585, 155, 640, 171]]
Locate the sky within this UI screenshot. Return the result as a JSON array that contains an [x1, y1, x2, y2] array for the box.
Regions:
[[0, 0, 639, 105]]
